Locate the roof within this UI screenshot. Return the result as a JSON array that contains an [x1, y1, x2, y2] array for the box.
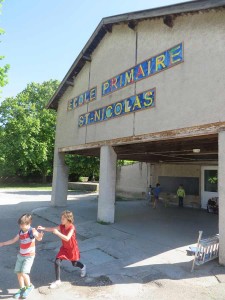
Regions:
[[47, 0, 225, 110]]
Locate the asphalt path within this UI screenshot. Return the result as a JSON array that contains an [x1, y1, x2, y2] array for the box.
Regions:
[[0, 190, 52, 299], [0, 189, 225, 300], [0, 190, 114, 300]]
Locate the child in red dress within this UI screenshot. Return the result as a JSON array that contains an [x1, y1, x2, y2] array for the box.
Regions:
[[38, 210, 86, 288]]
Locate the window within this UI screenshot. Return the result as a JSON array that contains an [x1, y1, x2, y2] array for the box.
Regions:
[[204, 170, 218, 192]]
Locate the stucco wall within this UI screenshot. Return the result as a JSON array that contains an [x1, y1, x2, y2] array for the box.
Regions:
[[116, 162, 149, 199], [55, 63, 91, 147], [54, 9, 225, 149], [135, 10, 225, 135], [154, 164, 201, 180]]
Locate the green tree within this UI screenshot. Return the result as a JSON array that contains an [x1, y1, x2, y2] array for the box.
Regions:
[[117, 160, 136, 166], [0, 0, 10, 92], [65, 154, 100, 181], [65, 157, 135, 182], [0, 80, 59, 182]]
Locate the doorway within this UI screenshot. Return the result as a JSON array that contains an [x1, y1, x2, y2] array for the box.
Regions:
[[201, 166, 218, 209]]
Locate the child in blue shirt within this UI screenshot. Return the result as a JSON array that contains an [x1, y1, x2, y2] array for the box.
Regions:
[[153, 183, 160, 209]]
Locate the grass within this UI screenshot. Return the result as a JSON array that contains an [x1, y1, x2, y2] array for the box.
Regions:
[[0, 184, 91, 192], [0, 183, 52, 191]]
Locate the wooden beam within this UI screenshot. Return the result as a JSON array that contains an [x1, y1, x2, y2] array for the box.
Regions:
[[59, 122, 224, 153], [103, 24, 112, 33], [65, 80, 74, 86], [128, 20, 137, 30], [163, 15, 174, 28], [82, 55, 92, 62]]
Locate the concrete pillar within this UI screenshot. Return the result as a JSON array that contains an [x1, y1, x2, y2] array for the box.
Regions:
[[98, 145, 117, 224], [219, 130, 225, 265], [51, 151, 68, 207]]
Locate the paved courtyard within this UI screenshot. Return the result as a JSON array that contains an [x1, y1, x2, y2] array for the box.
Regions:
[[0, 189, 224, 299]]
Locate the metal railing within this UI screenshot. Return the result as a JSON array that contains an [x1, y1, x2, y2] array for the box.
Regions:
[[191, 231, 219, 272]]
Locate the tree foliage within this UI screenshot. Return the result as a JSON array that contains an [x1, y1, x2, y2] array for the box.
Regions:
[[0, 0, 10, 91], [0, 80, 59, 181], [65, 154, 100, 181], [117, 160, 136, 166], [65, 157, 134, 181], [0, 79, 101, 182]]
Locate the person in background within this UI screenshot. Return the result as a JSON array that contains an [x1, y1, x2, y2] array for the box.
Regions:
[[147, 184, 153, 205], [177, 184, 185, 207], [153, 183, 161, 209]]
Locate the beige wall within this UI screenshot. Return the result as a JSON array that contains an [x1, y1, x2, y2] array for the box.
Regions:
[[55, 63, 91, 147], [54, 10, 225, 150], [135, 11, 225, 135], [116, 163, 149, 199], [154, 164, 201, 180]]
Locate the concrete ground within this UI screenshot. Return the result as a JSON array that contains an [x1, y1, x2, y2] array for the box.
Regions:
[[0, 189, 224, 300]]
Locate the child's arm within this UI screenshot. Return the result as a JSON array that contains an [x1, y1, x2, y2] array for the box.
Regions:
[[0, 234, 19, 247], [37, 225, 60, 233], [32, 228, 44, 241], [53, 228, 74, 242]]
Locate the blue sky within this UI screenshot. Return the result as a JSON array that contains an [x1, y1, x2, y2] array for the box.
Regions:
[[0, 0, 188, 102]]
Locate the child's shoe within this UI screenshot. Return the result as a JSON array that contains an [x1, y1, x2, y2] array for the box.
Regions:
[[13, 287, 26, 299], [80, 264, 87, 277], [21, 284, 34, 299], [50, 280, 61, 289]]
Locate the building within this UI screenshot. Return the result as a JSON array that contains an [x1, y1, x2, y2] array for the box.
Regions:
[[47, 0, 225, 264]]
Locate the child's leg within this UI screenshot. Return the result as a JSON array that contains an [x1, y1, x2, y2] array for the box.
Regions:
[[22, 273, 31, 287], [49, 258, 62, 289], [20, 256, 34, 287], [71, 261, 84, 269], [179, 197, 183, 207], [20, 274, 35, 298], [15, 255, 25, 288], [72, 261, 86, 277], [17, 273, 25, 288], [55, 258, 62, 280], [153, 197, 156, 208], [13, 273, 26, 298], [181, 197, 184, 207], [14, 256, 34, 298]]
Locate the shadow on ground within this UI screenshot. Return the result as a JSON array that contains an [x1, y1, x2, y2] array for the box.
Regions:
[[0, 189, 223, 299]]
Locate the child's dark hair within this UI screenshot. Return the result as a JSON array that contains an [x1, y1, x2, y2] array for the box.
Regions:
[[18, 214, 32, 225], [61, 210, 74, 223]]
